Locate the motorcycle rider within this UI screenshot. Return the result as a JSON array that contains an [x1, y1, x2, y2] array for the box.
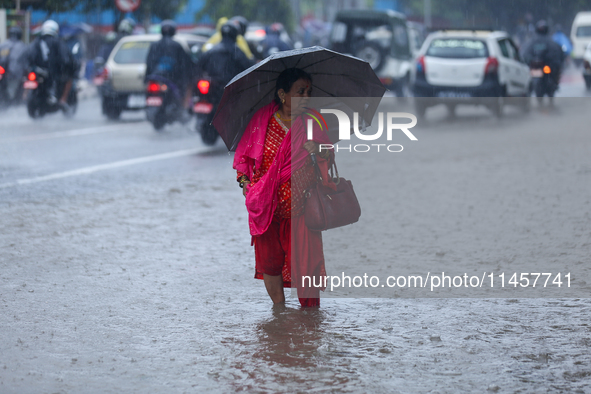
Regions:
[[144, 19, 193, 116], [522, 20, 565, 96], [202, 16, 254, 60], [195, 22, 253, 93], [257, 23, 292, 59], [26, 20, 75, 112], [0, 26, 27, 105]]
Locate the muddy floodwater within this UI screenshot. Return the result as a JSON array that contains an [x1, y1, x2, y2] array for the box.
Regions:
[[1, 98, 591, 393]]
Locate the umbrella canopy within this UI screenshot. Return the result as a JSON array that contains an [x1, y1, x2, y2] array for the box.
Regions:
[[212, 46, 386, 151]]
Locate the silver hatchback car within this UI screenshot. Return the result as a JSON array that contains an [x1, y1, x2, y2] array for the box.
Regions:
[[97, 33, 205, 119]]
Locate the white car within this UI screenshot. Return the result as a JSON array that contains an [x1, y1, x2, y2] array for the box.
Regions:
[[570, 11, 591, 63], [411, 30, 531, 117], [583, 43, 591, 90]]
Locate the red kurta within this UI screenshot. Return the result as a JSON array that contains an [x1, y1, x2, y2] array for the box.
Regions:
[[237, 114, 325, 293]]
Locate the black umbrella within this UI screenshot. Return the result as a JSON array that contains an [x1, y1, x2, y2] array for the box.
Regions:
[[212, 46, 386, 151]]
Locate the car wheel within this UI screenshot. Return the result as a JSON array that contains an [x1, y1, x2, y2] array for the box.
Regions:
[[491, 87, 506, 118], [200, 124, 219, 146], [152, 113, 167, 131], [103, 101, 122, 120], [354, 42, 386, 72], [27, 97, 43, 119]]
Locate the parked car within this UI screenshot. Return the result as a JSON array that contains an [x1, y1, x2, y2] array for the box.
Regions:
[[97, 33, 205, 120], [570, 11, 591, 65], [330, 9, 413, 96], [411, 29, 531, 118], [583, 43, 591, 90]]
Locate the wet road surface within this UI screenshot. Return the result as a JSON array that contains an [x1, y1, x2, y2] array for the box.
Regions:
[[1, 81, 591, 393]]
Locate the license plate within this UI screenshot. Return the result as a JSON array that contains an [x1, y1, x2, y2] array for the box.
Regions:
[[23, 81, 38, 89], [127, 94, 146, 108], [530, 69, 543, 77], [193, 102, 213, 114], [437, 91, 471, 98], [146, 96, 163, 106]]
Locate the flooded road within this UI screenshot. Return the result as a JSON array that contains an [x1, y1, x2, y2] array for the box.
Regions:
[[1, 93, 591, 393]]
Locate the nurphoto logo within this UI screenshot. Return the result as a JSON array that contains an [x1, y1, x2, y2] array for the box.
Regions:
[[306, 109, 418, 153]]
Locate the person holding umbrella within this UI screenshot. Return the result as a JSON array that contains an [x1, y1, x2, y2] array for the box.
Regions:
[[234, 68, 333, 308], [213, 47, 386, 308]]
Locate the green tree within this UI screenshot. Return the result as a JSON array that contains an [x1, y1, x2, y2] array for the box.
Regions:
[[195, 0, 294, 32]]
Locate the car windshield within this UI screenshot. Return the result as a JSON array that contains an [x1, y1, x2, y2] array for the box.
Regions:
[[113, 41, 152, 64], [576, 25, 591, 37], [426, 38, 489, 58], [331, 17, 411, 59]]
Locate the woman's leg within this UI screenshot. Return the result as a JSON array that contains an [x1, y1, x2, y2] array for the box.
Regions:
[[263, 274, 285, 304]]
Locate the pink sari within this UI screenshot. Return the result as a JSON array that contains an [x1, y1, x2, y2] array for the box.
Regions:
[[234, 101, 334, 302], [233, 101, 333, 236]]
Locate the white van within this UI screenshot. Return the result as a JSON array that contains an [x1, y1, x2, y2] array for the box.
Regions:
[[570, 11, 591, 62]]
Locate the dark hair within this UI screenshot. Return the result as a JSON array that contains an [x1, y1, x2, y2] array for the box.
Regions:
[[274, 68, 312, 104]]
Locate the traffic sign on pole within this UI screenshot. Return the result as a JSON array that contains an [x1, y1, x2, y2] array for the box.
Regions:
[[115, 0, 141, 13]]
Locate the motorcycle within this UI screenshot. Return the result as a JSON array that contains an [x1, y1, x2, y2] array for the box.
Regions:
[[529, 60, 558, 103], [145, 75, 189, 131], [23, 66, 77, 118], [193, 77, 220, 146]]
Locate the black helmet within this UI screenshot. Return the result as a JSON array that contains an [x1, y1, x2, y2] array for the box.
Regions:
[[161, 19, 177, 37], [229, 16, 248, 36], [535, 20, 549, 35], [8, 26, 23, 40], [221, 22, 239, 41]]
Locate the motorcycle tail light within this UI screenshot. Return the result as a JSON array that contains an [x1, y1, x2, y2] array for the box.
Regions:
[[543, 65, 551, 74], [484, 57, 499, 74], [28, 72, 37, 81], [197, 80, 210, 95], [147, 81, 161, 93], [0, 66, 5, 75]]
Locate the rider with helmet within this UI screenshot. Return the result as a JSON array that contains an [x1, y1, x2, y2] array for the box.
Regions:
[[26, 20, 75, 111], [522, 20, 565, 90], [202, 16, 254, 60], [144, 19, 194, 111], [195, 21, 253, 90], [0, 26, 27, 104], [118, 18, 136, 36], [257, 23, 292, 59]]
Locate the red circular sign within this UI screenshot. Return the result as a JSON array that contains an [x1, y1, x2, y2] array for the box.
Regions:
[[115, 0, 141, 13]]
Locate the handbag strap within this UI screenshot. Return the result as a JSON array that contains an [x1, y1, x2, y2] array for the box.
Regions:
[[310, 153, 340, 185]]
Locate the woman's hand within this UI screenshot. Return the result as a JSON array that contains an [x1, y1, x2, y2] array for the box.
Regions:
[[303, 141, 320, 154], [303, 141, 330, 159], [242, 182, 250, 197]]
